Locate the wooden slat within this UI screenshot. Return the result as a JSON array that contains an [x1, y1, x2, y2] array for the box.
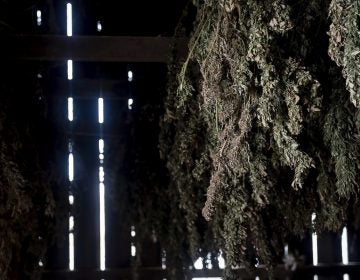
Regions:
[[0, 35, 188, 62], [41, 263, 360, 280], [51, 78, 128, 99], [73, 138, 100, 269]]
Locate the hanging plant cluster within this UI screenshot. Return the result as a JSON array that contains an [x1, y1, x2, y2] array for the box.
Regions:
[[155, 0, 360, 277], [0, 63, 64, 280], [125, 65, 219, 279]]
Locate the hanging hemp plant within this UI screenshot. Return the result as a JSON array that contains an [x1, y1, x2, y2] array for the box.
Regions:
[[0, 63, 64, 280], [328, 0, 360, 107], [156, 0, 360, 278]]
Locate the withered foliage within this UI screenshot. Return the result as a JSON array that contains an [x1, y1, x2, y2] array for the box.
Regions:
[[0, 63, 64, 279], [328, 0, 360, 107], [155, 0, 360, 278]]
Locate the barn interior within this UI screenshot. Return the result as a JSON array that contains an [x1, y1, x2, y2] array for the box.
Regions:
[[1, 1, 360, 280]]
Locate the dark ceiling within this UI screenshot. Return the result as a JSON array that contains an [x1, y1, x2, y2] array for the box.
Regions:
[[0, 0, 192, 36]]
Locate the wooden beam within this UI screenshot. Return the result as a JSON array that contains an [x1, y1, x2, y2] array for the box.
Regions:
[[51, 78, 128, 99], [41, 263, 360, 280], [0, 35, 188, 62]]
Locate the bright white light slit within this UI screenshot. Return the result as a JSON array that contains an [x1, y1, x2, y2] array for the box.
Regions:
[[128, 98, 134, 110], [218, 252, 225, 269], [36, 10, 42, 26], [68, 153, 74, 182], [38, 260, 44, 267], [66, 3, 74, 274], [98, 98, 104, 123], [311, 213, 318, 266], [68, 142, 73, 153], [99, 166, 105, 182], [66, 3, 72, 36], [69, 216, 74, 231], [312, 213, 318, 280], [284, 244, 289, 257], [99, 139, 104, 154], [97, 20, 102, 32], [67, 60, 73, 80], [161, 259, 166, 269], [161, 250, 166, 269], [131, 225, 136, 237], [255, 277, 260, 280], [131, 243, 136, 257], [205, 253, 213, 269], [128, 70, 133, 82], [342, 227, 350, 280], [68, 97, 74, 121], [69, 232, 74, 271], [342, 227, 349, 264], [192, 278, 221, 280], [99, 182, 106, 271], [194, 257, 203, 270]]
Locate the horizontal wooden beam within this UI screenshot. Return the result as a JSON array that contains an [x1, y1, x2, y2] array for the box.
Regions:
[[0, 35, 188, 62], [41, 263, 360, 280], [51, 78, 129, 99]]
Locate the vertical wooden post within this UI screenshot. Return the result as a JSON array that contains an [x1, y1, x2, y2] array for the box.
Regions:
[[73, 99, 100, 269]]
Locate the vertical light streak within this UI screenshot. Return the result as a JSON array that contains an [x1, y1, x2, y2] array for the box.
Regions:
[[98, 89, 105, 270], [36, 10, 42, 26], [67, 60, 73, 80], [67, 3, 74, 272], [161, 250, 166, 269], [66, 3, 72, 36], [99, 139, 104, 154], [69, 194, 74, 205], [284, 244, 289, 257], [69, 233, 74, 271], [69, 216, 74, 231], [98, 98, 104, 123], [312, 213, 318, 266], [131, 226, 136, 237], [97, 20, 102, 32], [99, 183, 106, 271], [342, 227, 349, 265], [99, 166, 104, 182], [218, 251, 225, 269], [128, 70, 133, 82], [68, 97, 74, 121], [128, 98, 134, 110], [342, 226, 350, 280], [131, 244, 136, 257], [205, 253, 213, 269], [312, 213, 318, 280], [68, 153, 74, 182], [130, 226, 136, 257]]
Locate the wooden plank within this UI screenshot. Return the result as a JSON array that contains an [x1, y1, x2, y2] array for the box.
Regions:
[[73, 138, 100, 269], [51, 78, 128, 99], [0, 35, 188, 62], [41, 263, 360, 279]]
